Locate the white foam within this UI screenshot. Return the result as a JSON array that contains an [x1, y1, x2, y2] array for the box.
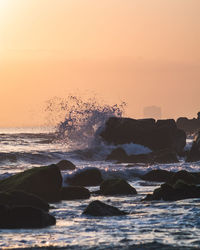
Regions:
[[121, 143, 152, 155], [45, 95, 126, 149]]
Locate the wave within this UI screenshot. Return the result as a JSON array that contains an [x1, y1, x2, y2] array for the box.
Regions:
[[0, 151, 66, 165], [45, 95, 126, 148]]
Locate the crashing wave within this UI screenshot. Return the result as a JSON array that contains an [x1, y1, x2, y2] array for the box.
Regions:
[[45, 95, 126, 148]]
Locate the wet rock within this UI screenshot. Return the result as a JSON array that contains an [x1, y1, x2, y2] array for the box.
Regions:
[[169, 170, 199, 185], [0, 165, 62, 202], [100, 178, 137, 195], [141, 170, 174, 183], [56, 160, 76, 171], [106, 147, 128, 161], [177, 117, 200, 134], [186, 132, 200, 162], [83, 200, 127, 216], [156, 119, 177, 129], [0, 190, 49, 211], [143, 181, 200, 201], [66, 167, 103, 186], [61, 186, 90, 200], [0, 205, 56, 229], [100, 117, 186, 154], [112, 149, 178, 164], [152, 149, 179, 164]]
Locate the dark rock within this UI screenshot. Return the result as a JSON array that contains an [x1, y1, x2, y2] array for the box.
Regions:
[[127, 153, 150, 163], [56, 160, 76, 171], [66, 168, 103, 186], [186, 132, 200, 162], [83, 200, 127, 216], [176, 117, 200, 134], [141, 170, 174, 182], [142, 170, 200, 185], [156, 119, 177, 129], [169, 170, 200, 185], [0, 190, 49, 211], [100, 117, 186, 154], [0, 205, 56, 229], [0, 165, 62, 202], [100, 179, 137, 195], [106, 147, 128, 161], [152, 149, 179, 164], [61, 186, 90, 200], [137, 118, 156, 127], [113, 149, 178, 164], [143, 181, 200, 201]]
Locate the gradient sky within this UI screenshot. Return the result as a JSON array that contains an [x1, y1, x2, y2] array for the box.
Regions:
[[0, 0, 200, 126]]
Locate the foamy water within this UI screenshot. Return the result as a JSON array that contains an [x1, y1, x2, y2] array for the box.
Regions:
[[0, 127, 200, 249]]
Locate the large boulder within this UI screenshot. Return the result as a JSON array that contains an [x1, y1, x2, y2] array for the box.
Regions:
[[186, 132, 200, 162], [176, 117, 200, 134], [65, 168, 103, 187], [83, 200, 127, 216], [144, 181, 200, 201], [156, 119, 177, 129], [56, 160, 76, 171], [0, 165, 62, 202], [100, 117, 186, 155], [99, 179, 137, 195], [0, 190, 49, 211], [0, 205, 56, 229], [61, 186, 90, 200], [141, 170, 174, 183]]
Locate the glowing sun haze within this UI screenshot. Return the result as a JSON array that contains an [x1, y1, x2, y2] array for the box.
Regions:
[[0, 0, 200, 126]]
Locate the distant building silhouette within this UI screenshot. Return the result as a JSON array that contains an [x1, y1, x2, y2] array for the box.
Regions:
[[143, 106, 162, 120]]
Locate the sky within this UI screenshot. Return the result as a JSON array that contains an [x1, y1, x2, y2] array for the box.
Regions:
[[0, 0, 200, 127]]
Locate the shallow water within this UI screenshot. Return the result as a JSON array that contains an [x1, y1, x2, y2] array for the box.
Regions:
[[0, 128, 200, 249]]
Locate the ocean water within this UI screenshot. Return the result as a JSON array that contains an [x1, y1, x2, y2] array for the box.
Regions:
[[0, 127, 200, 250], [0, 96, 200, 249]]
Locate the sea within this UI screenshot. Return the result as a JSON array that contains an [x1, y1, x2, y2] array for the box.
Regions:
[[0, 100, 200, 250]]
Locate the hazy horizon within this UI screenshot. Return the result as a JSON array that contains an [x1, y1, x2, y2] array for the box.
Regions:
[[0, 0, 200, 127]]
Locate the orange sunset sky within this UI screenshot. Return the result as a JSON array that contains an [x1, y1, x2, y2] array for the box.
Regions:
[[0, 0, 200, 127]]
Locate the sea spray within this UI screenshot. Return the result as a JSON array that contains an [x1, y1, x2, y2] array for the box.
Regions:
[[44, 95, 154, 160], [45, 95, 126, 149]]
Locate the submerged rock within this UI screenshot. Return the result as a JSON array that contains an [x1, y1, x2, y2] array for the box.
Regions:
[[66, 167, 103, 186], [61, 186, 90, 200], [169, 170, 200, 185], [143, 181, 200, 201], [56, 160, 76, 171], [100, 178, 137, 195], [0, 190, 49, 211], [141, 169, 200, 185], [186, 132, 200, 162], [0, 165, 62, 202], [83, 200, 127, 216], [141, 170, 174, 183], [0, 205, 56, 229]]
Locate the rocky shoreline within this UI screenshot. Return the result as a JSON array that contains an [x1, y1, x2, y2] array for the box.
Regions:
[[0, 116, 200, 249]]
